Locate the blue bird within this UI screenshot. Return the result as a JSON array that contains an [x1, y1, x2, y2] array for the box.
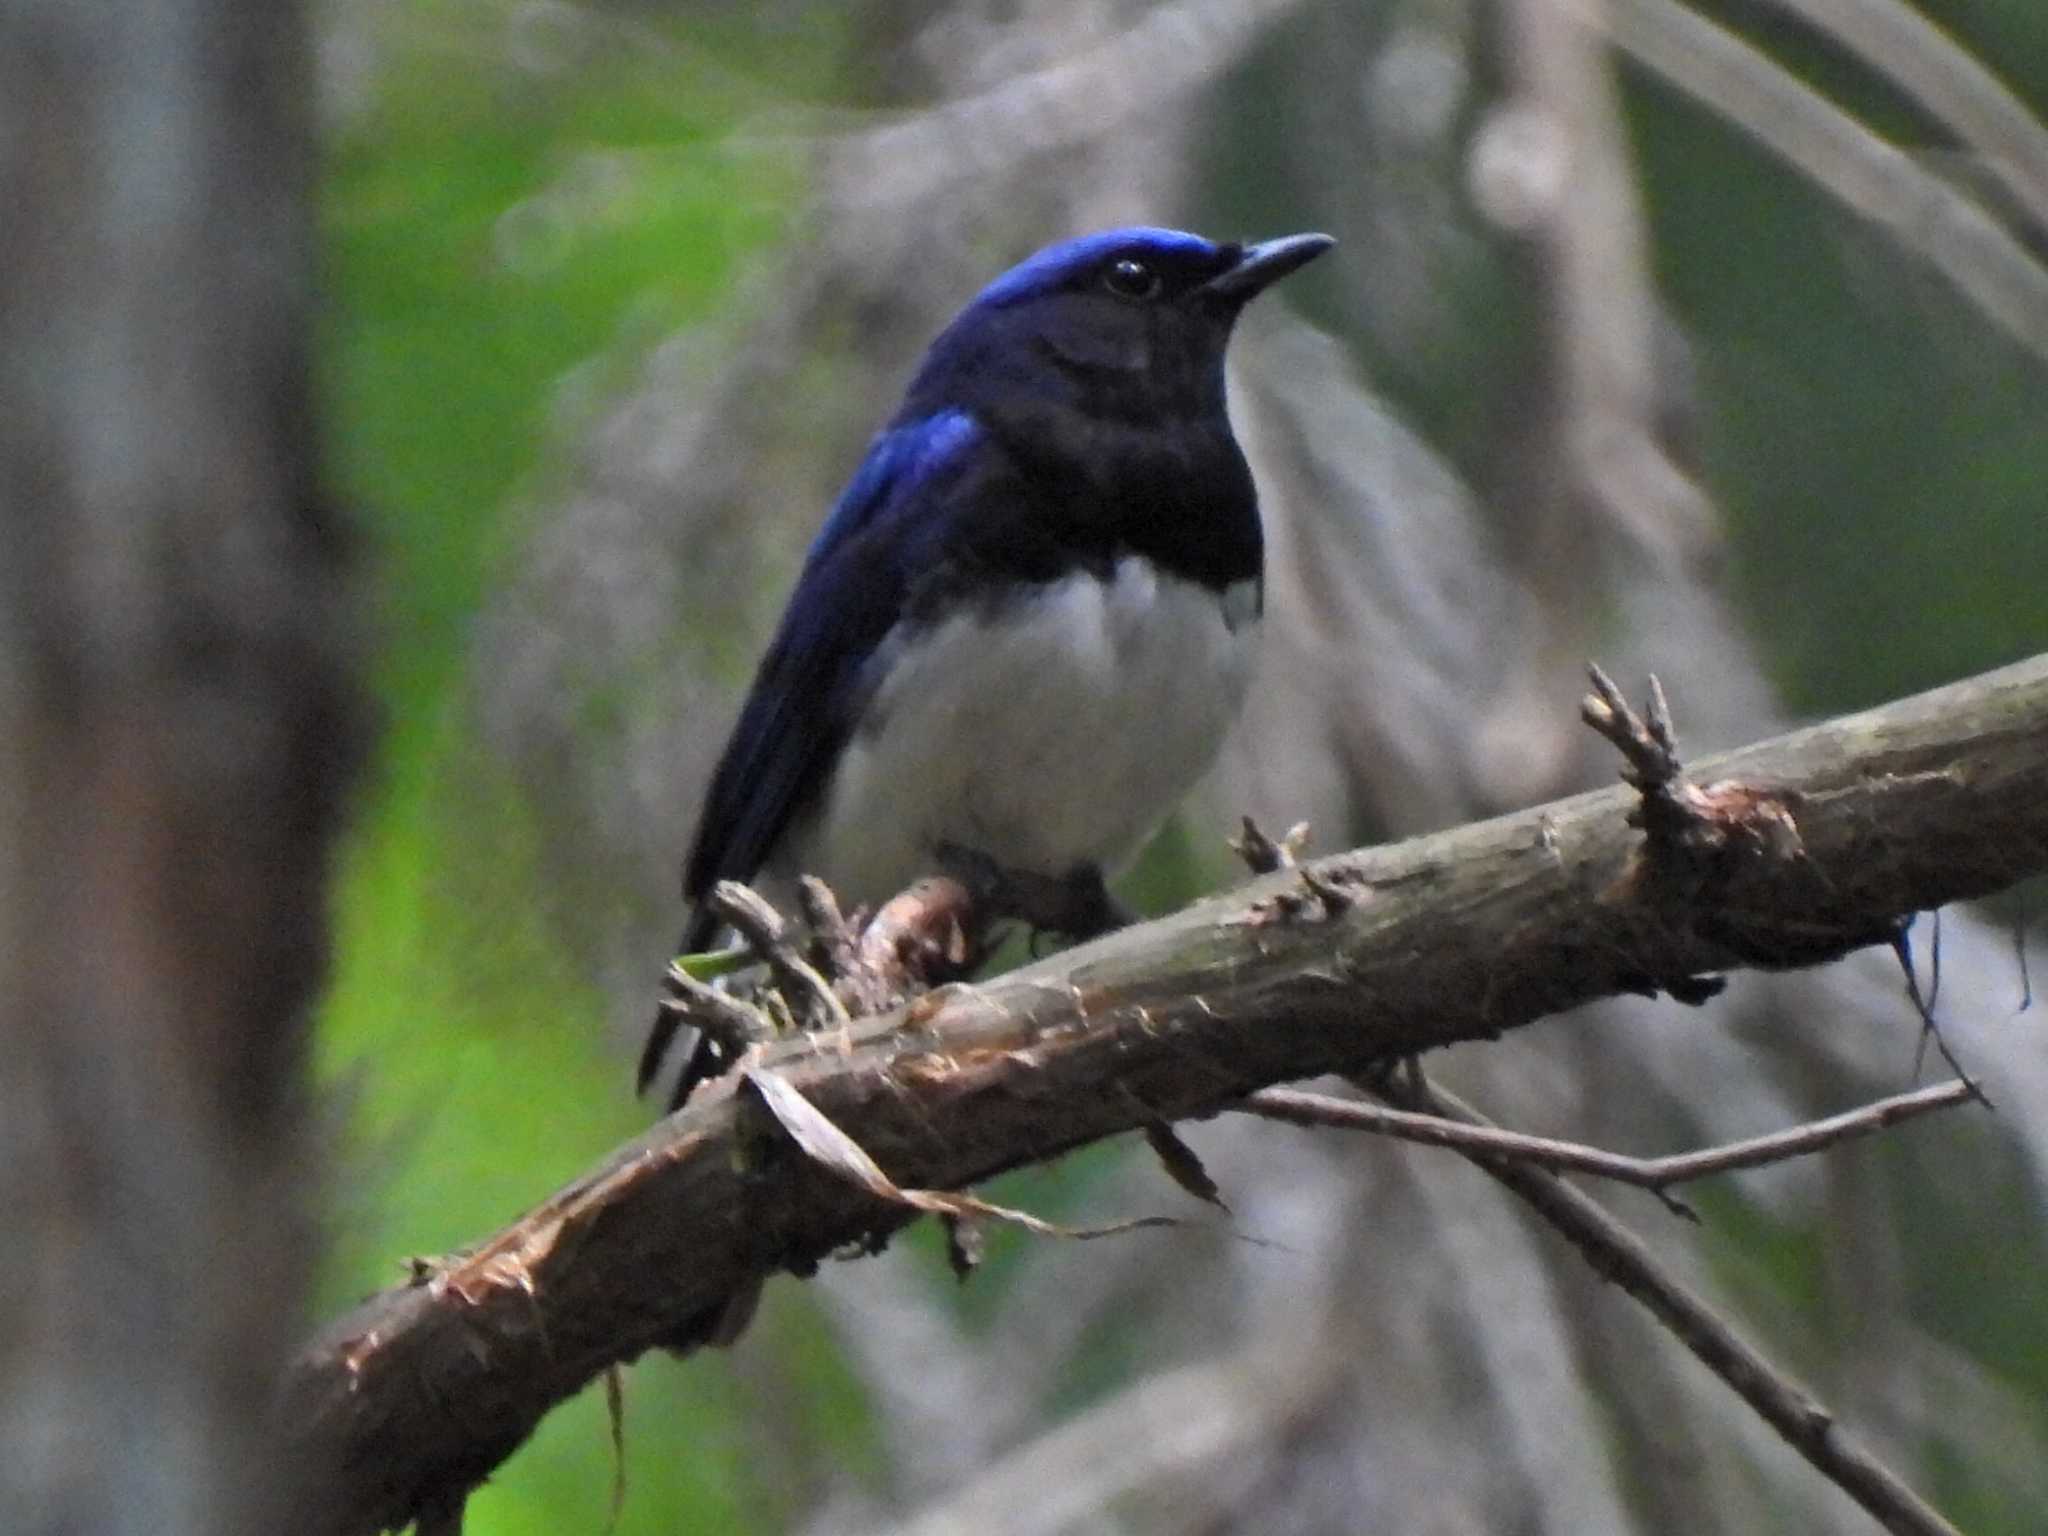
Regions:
[[642, 226, 1333, 1104]]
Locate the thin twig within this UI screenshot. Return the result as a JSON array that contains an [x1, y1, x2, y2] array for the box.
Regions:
[[2018, 890, 2034, 1011], [1229, 815, 1309, 874], [796, 875, 862, 979], [1891, 923, 1987, 1103], [1582, 666, 1807, 884], [1581, 665, 1801, 870], [1241, 1079, 1975, 1218], [1929, 907, 1944, 1015], [1582, 663, 1682, 794], [707, 880, 851, 1029], [662, 962, 776, 1051], [1368, 1072, 1964, 1536]]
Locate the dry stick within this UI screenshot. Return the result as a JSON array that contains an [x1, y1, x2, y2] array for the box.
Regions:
[[1228, 815, 1309, 875], [1241, 1079, 1974, 1214], [1373, 1073, 1963, 1536], [707, 879, 850, 1029], [661, 962, 775, 1048]]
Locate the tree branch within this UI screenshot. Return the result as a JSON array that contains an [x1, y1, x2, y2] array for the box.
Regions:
[[1240, 1078, 1976, 1213], [284, 652, 2048, 1534], [1368, 1073, 1965, 1536]]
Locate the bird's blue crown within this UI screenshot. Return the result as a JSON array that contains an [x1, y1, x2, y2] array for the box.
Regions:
[[971, 227, 1233, 309]]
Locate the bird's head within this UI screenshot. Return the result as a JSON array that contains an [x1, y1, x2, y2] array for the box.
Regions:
[[904, 227, 1333, 425]]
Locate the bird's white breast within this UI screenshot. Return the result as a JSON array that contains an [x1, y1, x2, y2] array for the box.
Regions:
[[774, 557, 1257, 911]]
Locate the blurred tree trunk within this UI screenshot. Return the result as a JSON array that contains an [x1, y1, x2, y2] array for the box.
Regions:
[[0, 3, 357, 1533]]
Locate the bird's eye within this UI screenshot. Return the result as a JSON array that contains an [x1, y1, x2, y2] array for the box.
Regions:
[[1103, 257, 1162, 300]]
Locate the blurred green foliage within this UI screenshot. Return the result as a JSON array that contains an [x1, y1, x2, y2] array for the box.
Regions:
[[314, 5, 863, 1529]]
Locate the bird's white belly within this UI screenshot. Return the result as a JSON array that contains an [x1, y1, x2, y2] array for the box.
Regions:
[[776, 557, 1257, 912]]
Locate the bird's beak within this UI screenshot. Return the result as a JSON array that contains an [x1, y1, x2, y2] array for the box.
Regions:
[[1200, 232, 1335, 306]]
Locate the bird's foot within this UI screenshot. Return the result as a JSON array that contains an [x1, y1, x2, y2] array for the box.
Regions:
[[933, 843, 1134, 944], [1049, 861, 1135, 940]]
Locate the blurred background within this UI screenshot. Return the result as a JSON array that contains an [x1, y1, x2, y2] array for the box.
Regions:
[[309, 0, 2048, 1531]]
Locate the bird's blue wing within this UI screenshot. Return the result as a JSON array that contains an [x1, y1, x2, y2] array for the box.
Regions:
[[679, 408, 985, 938]]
